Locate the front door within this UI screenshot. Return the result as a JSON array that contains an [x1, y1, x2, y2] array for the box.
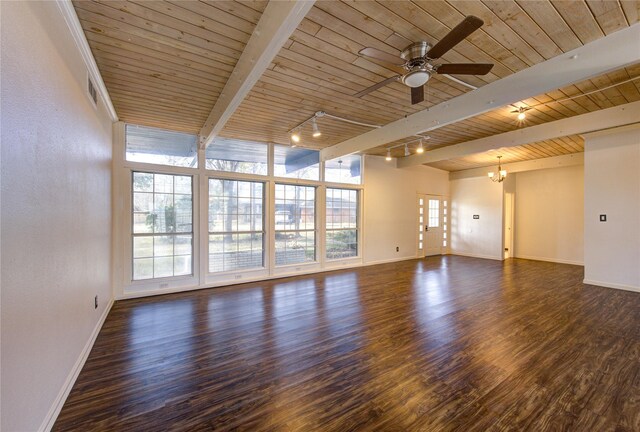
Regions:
[[417, 195, 444, 257]]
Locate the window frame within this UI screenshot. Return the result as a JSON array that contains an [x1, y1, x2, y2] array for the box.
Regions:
[[325, 187, 360, 261], [114, 122, 365, 298], [273, 182, 318, 267], [130, 171, 195, 281], [207, 177, 266, 274]]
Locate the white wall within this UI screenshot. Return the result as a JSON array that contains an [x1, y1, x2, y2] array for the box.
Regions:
[[363, 155, 449, 264], [584, 125, 640, 291], [514, 165, 584, 265], [450, 176, 504, 260], [1, 2, 113, 431]]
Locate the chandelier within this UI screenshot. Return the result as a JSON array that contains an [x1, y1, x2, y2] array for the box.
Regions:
[[488, 156, 507, 182]]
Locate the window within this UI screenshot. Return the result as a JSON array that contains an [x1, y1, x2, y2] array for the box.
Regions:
[[132, 172, 193, 280], [274, 145, 319, 180], [428, 199, 440, 228], [209, 179, 264, 272], [325, 154, 362, 184], [443, 200, 448, 248], [275, 184, 316, 265], [326, 188, 358, 259], [126, 125, 197, 168], [206, 138, 268, 175]]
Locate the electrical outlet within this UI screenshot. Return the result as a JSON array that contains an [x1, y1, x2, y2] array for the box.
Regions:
[[396, 246, 399, 252], [94, 295, 98, 309]]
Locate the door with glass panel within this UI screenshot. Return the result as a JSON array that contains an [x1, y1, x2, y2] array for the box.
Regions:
[[417, 194, 444, 257]]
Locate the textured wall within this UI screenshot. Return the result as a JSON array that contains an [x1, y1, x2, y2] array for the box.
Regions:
[[1, 2, 113, 430], [363, 156, 449, 264]]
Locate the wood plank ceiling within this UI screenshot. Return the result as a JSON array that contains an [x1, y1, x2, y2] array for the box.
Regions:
[[74, 0, 640, 170]]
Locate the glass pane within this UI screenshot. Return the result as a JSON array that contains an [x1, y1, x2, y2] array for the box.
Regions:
[[133, 213, 152, 234], [174, 195, 192, 233], [429, 199, 440, 228], [174, 175, 192, 194], [275, 184, 316, 232], [154, 257, 174, 278], [206, 138, 268, 175], [133, 236, 153, 258], [274, 145, 319, 180], [126, 124, 197, 168], [208, 179, 264, 274], [275, 231, 316, 266], [209, 233, 264, 272], [174, 235, 192, 256], [133, 172, 153, 192], [326, 188, 357, 229], [174, 255, 192, 276], [154, 235, 174, 257], [325, 154, 362, 184], [133, 258, 153, 280], [154, 194, 175, 233], [326, 229, 357, 260], [131, 172, 193, 281]]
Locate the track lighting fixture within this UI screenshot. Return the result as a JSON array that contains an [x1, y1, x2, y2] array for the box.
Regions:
[[416, 139, 425, 154], [385, 149, 392, 161], [404, 144, 410, 157], [290, 129, 301, 143], [312, 118, 321, 138]]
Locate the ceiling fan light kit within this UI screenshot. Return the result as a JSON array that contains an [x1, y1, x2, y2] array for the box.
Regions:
[[402, 69, 432, 88], [356, 16, 494, 105]]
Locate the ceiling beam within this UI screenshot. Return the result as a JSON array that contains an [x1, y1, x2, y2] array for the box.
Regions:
[[449, 153, 584, 180], [320, 23, 640, 162], [199, 0, 315, 149], [397, 100, 640, 168]]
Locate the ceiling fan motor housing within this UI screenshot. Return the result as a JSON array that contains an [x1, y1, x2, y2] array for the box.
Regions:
[[401, 41, 431, 61]]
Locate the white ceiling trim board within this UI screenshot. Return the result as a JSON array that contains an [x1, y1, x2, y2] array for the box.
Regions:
[[321, 23, 640, 162], [56, 0, 118, 122], [199, 0, 316, 149], [397, 100, 640, 168]]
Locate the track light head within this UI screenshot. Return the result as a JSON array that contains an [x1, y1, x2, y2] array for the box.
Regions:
[[312, 118, 322, 138], [416, 139, 425, 154], [385, 149, 392, 161], [290, 129, 301, 143], [404, 144, 410, 157]]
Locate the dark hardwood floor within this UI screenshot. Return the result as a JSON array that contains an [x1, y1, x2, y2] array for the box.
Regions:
[[54, 256, 639, 431]]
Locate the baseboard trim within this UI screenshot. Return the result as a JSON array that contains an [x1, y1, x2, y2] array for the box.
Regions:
[[583, 279, 640, 293], [40, 298, 114, 432], [515, 254, 584, 266], [117, 256, 422, 300], [449, 252, 503, 261], [362, 255, 419, 267]]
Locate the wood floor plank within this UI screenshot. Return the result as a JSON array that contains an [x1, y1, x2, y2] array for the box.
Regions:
[[54, 256, 640, 431]]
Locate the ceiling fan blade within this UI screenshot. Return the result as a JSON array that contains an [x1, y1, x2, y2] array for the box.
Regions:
[[427, 15, 484, 59], [354, 75, 401, 98], [411, 86, 424, 105], [436, 63, 494, 75], [358, 47, 405, 66]]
